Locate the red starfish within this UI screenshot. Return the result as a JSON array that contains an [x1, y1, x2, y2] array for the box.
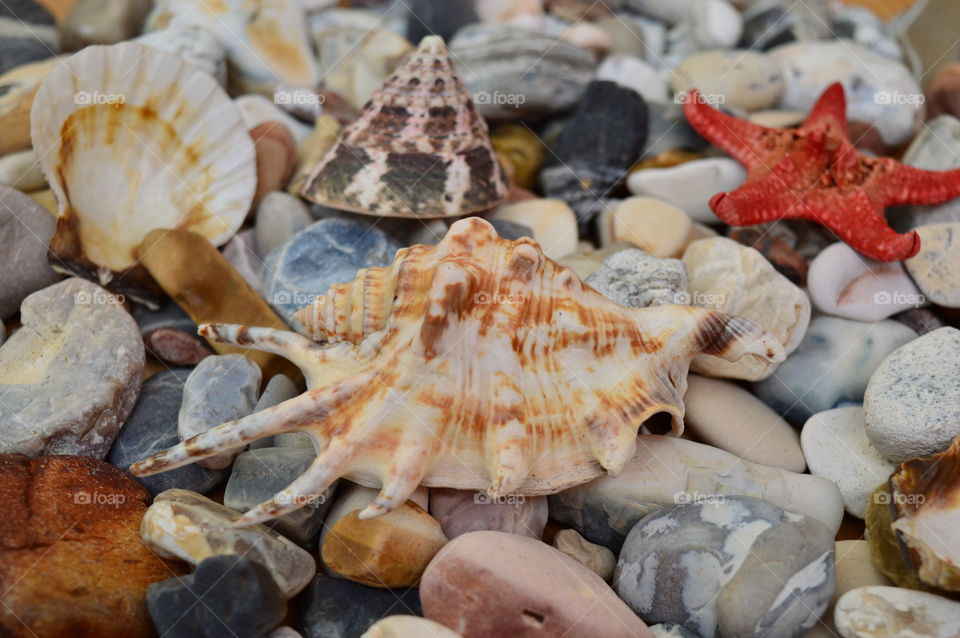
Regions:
[[683, 83, 960, 261]]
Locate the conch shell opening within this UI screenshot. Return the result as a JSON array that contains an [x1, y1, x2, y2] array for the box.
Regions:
[[131, 218, 784, 525]]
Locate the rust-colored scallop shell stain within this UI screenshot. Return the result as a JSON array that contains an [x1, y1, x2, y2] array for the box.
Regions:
[[131, 218, 784, 525]]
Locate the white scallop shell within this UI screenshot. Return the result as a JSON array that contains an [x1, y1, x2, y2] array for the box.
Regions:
[[30, 42, 256, 274]]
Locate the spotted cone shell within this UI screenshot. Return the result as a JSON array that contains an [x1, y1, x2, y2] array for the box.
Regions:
[[131, 218, 783, 525], [300, 35, 508, 218]]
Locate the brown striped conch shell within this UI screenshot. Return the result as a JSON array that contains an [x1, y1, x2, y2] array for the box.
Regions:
[[300, 35, 508, 218], [131, 218, 784, 524]]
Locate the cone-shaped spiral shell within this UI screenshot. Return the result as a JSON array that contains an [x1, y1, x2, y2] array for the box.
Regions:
[[131, 218, 783, 525], [300, 36, 508, 218], [30, 42, 256, 306]]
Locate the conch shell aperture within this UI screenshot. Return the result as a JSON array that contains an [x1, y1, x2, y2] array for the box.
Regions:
[[131, 218, 784, 524]]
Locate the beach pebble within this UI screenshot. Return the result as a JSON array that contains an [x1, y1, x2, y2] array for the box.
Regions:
[[0, 454, 186, 638], [249, 373, 303, 449], [754, 316, 916, 425], [553, 529, 616, 581], [890, 116, 960, 230], [0, 185, 59, 318], [108, 369, 226, 496], [300, 573, 422, 638], [904, 223, 960, 308], [0, 58, 57, 156], [598, 196, 692, 258], [739, 1, 828, 51], [586, 248, 687, 308], [864, 327, 960, 462], [421, 531, 653, 638], [683, 237, 811, 381], [549, 435, 843, 551], [488, 199, 578, 260], [650, 624, 700, 638], [321, 500, 447, 588], [687, 0, 742, 49], [141, 489, 316, 598], [143, 327, 212, 366], [615, 496, 835, 638], [428, 488, 547, 540], [178, 354, 261, 469], [406, 0, 476, 43], [671, 49, 783, 112], [235, 94, 313, 146], [0, 1, 58, 75], [801, 407, 896, 518], [892, 307, 944, 336], [595, 54, 669, 103], [147, 555, 286, 638], [61, 0, 151, 49], [770, 41, 922, 145], [834, 587, 960, 638], [361, 616, 461, 638], [684, 374, 804, 472], [135, 24, 227, 86], [807, 242, 925, 321], [256, 192, 317, 258], [225, 447, 332, 545], [627, 158, 746, 224], [490, 124, 544, 190], [319, 483, 430, 559], [0, 148, 45, 191], [222, 228, 264, 294], [925, 63, 960, 120], [0, 279, 144, 458], [264, 218, 400, 331], [557, 240, 633, 280], [251, 121, 297, 206], [729, 227, 808, 286]]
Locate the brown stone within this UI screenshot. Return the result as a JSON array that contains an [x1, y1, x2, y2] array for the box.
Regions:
[[0, 454, 186, 638], [321, 500, 447, 588], [925, 62, 960, 121], [0, 58, 58, 156], [139, 228, 302, 384], [848, 120, 892, 156], [144, 327, 213, 366], [251, 121, 296, 208], [729, 226, 809, 286]]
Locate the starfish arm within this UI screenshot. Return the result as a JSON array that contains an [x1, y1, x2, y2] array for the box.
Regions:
[[709, 174, 802, 226], [809, 188, 920, 261], [879, 161, 960, 206], [802, 82, 848, 132], [683, 89, 777, 168]]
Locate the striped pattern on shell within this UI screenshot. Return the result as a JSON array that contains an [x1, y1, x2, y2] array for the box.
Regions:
[[300, 35, 507, 218], [131, 218, 784, 524]]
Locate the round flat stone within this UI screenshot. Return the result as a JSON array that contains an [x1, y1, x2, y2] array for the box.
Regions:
[[905, 223, 960, 308]]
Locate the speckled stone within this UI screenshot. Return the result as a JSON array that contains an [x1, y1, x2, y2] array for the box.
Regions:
[[141, 489, 316, 598], [585, 248, 688, 308], [224, 447, 331, 545], [264, 219, 400, 331], [801, 407, 896, 519], [904, 223, 960, 308], [428, 488, 547, 540], [549, 435, 843, 551], [300, 573, 422, 638], [0, 185, 59, 318], [147, 554, 286, 638], [864, 327, 960, 462], [0, 278, 144, 458], [108, 369, 226, 496], [754, 316, 916, 425], [178, 353, 261, 469], [834, 587, 960, 638], [552, 528, 616, 581], [614, 496, 835, 638], [671, 49, 783, 111], [422, 531, 653, 638]]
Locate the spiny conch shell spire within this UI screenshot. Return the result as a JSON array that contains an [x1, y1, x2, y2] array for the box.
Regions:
[[299, 35, 508, 218], [131, 218, 784, 525]]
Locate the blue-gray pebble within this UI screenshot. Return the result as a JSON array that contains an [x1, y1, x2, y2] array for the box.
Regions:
[[300, 573, 421, 638]]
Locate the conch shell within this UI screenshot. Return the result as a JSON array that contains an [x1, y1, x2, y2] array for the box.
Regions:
[[300, 35, 508, 218], [131, 218, 783, 524], [30, 42, 256, 307]]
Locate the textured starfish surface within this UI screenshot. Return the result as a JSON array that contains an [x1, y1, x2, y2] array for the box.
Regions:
[[684, 82, 960, 261]]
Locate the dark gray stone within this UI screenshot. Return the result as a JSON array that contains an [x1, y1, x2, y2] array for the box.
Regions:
[[0, 186, 60, 319], [299, 573, 421, 638], [407, 0, 477, 43], [614, 496, 835, 638], [147, 554, 286, 638], [107, 369, 227, 496], [0, 1, 58, 74], [224, 447, 333, 545], [132, 300, 198, 336], [488, 218, 534, 242], [264, 218, 400, 331]]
